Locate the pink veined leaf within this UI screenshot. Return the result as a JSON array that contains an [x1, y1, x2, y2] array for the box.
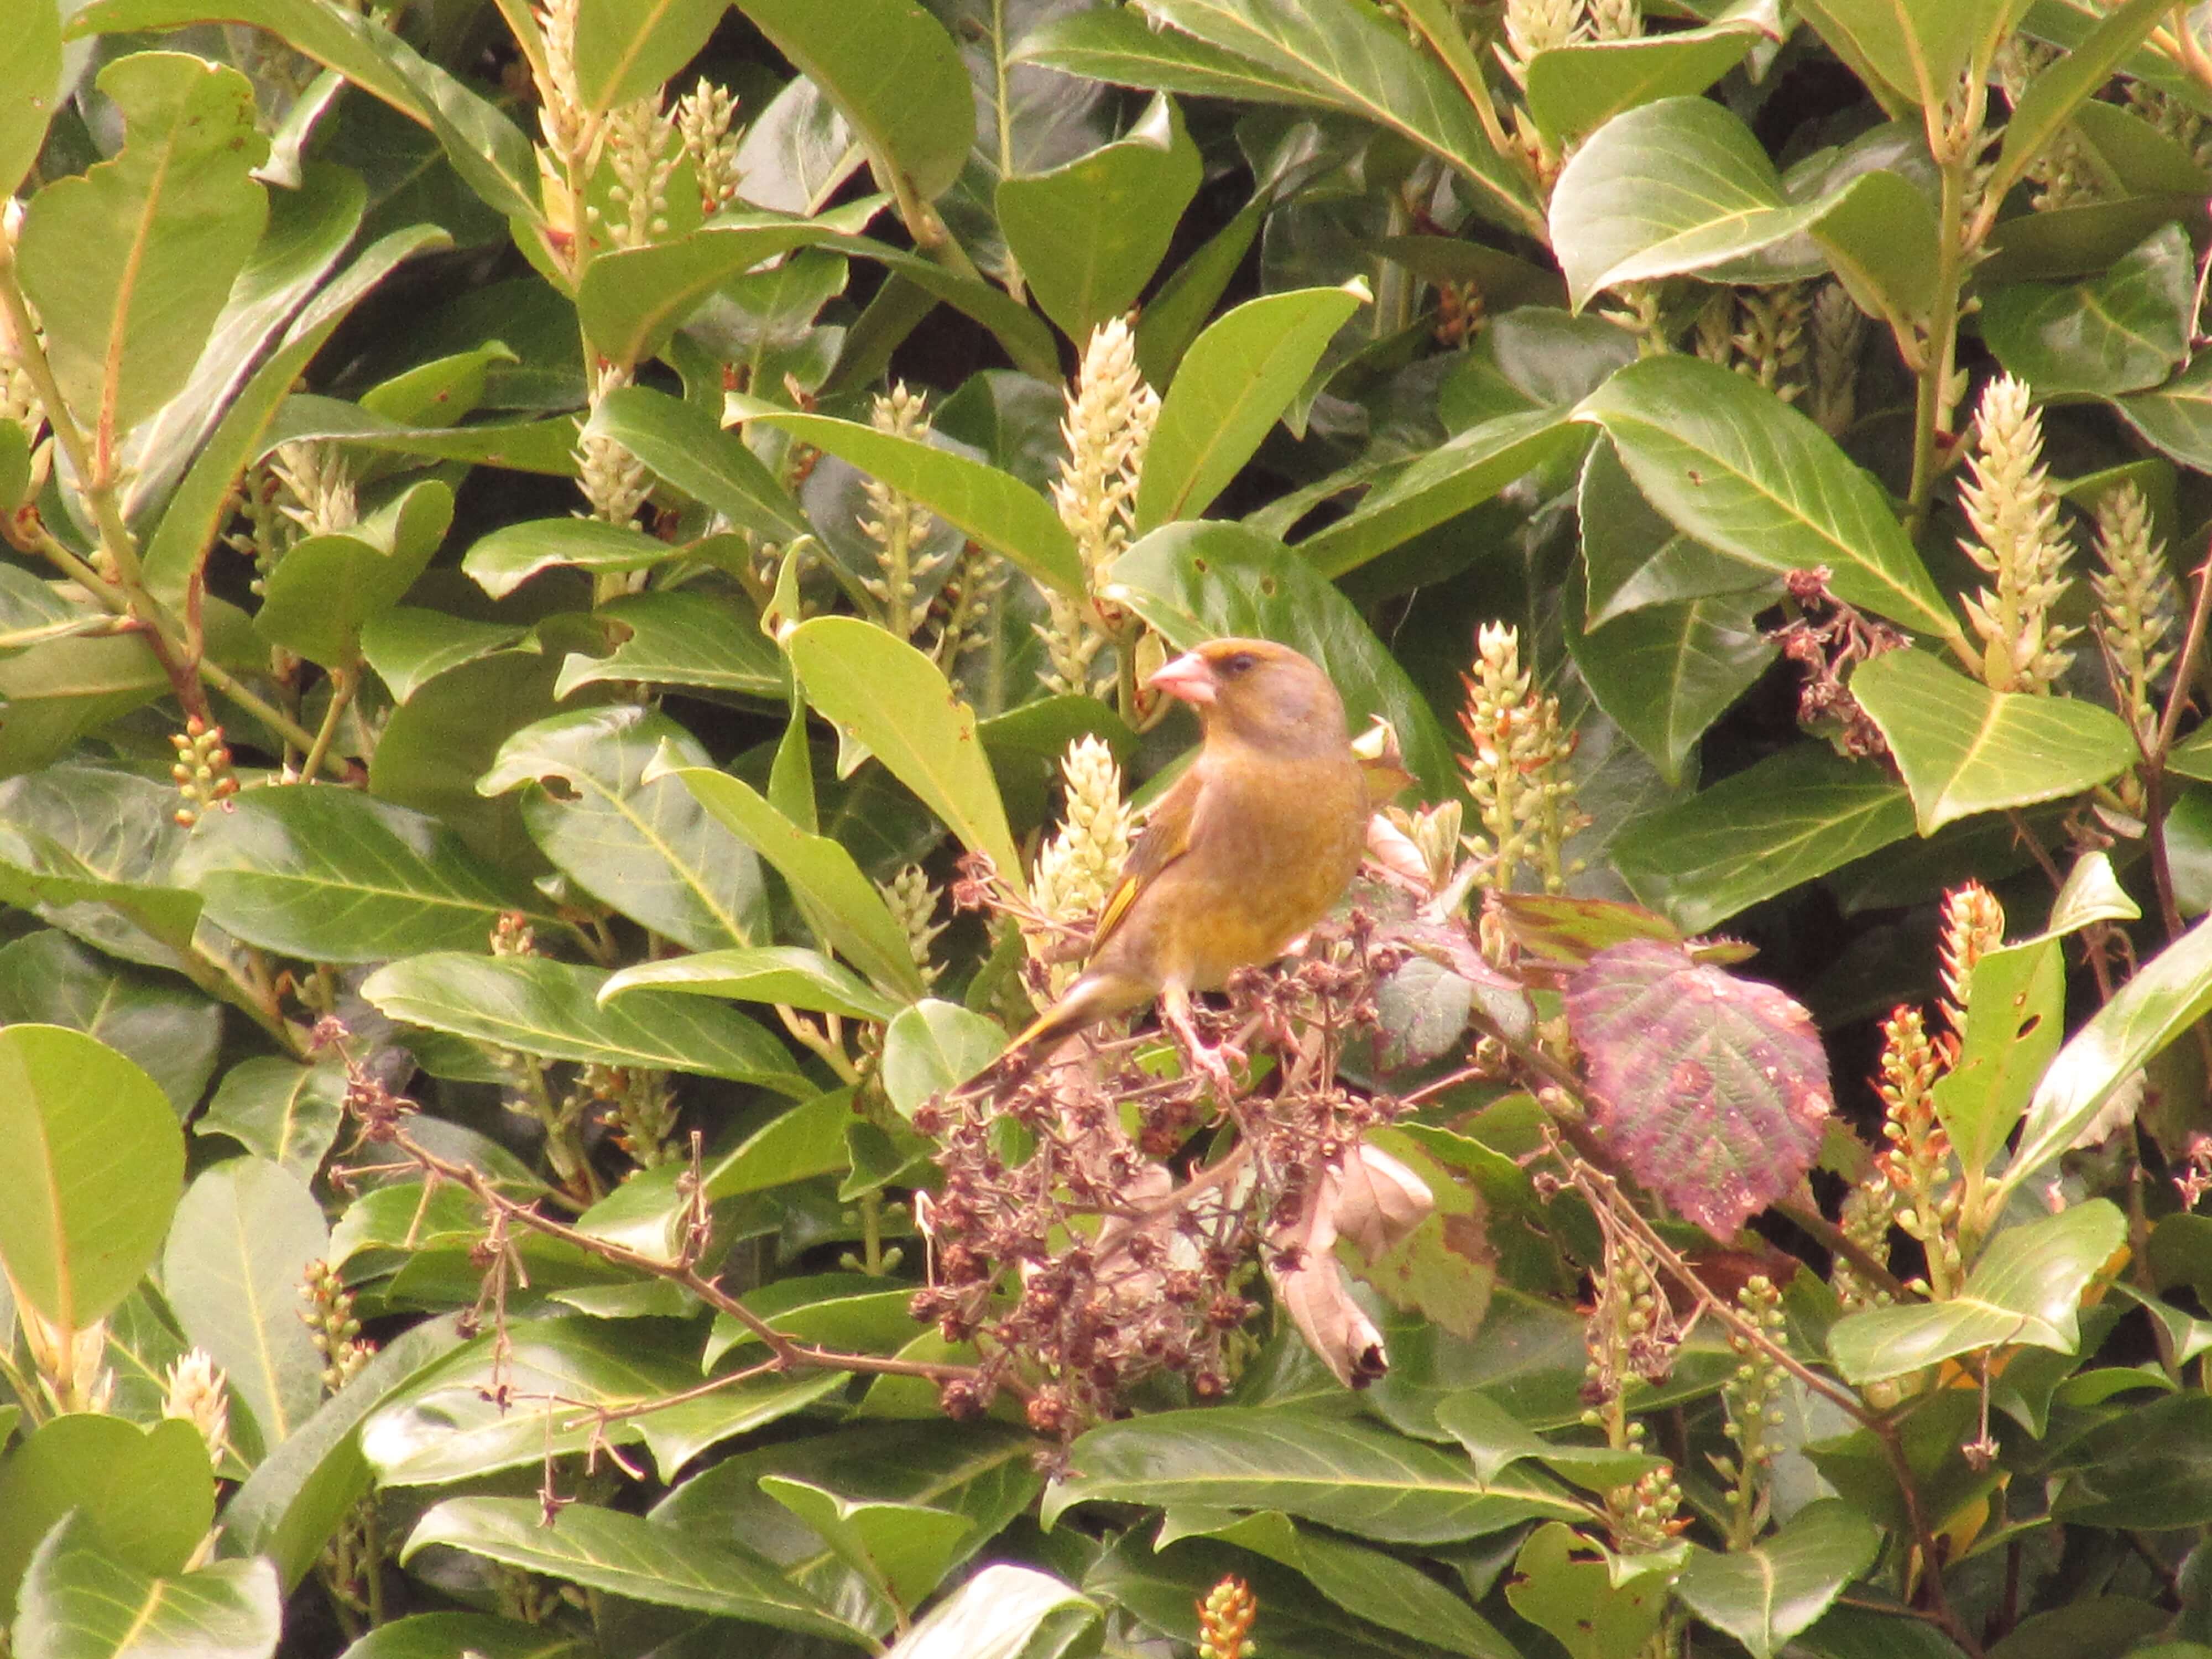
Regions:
[[1564, 938, 1832, 1241]]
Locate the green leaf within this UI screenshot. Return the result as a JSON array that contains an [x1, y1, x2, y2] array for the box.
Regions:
[[2001, 912, 2212, 1203], [760, 1477, 972, 1619], [1566, 585, 1773, 786], [359, 953, 811, 1094], [1791, 0, 1983, 107], [1138, 0, 1541, 234], [1827, 1199, 2126, 1383], [733, 0, 973, 200], [1578, 437, 1772, 628], [1505, 1522, 1671, 1659], [1850, 649, 2138, 832], [1524, 15, 1768, 145], [1931, 938, 2064, 1179], [998, 93, 1202, 343], [404, 1496, 866, 1644], [555, 589, 788, 700], [0, 766, 201, 965], [1017, 6, 1355, 107], [1042, 1407, 1580, 1543], [461, 516, 700, 600], [2113, 354, 2212, 470], [2049, 1392, 2212, 1530], [0, 0, 59, 197], [1297, 408, 1581, 578], [583, 384, 812, 544], [196, 1057, 348, 1178], [1160, 1507, 1519, 1658], [140, 224, 452, 607], [328, 1615, 592, 1659], [1980, 223, 2192, 395], [0, 930, 218, 1115], [1811, 166, 1942, 328], [1573, 356, 1964, 645], [1989, 0, 2180, 204], [882, 999, 1007, 1115], [1105, 520, 1459, 797], [669, 764, 931, 999], [163, 1158, 329, 1449], [255, 479, 453, 666], [729, 396, 1085, 600], [1674, 1502, 1881, 1659], [361, 609, 533, 705], [1612, 744, 1916, 933], [175, 786, 549, 963], [603, 946, 899, 1022], [578, 213, 871, 368], [482, 705, 768, 953], [0, 1417, 213, 1623], [1134, 282, 1367, 533], [888, 1563, 1099, 1659], [571, 0, 726, 110], [787, 615, 1025, 892], [14, 1513, 279, 1659], [1434, 1391, 1662, 1491], [702, 1087, 859, 1199], [219, 1317, 467, 1593], [0, 1025, 181, 1338], [15, 52, 268, 438], [364, 1317, 834, 1483]]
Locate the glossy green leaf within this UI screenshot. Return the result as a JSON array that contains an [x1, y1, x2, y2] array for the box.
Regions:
[[1812, 166, 1942, 328], [0, 1417, 213, 1622], [669, 765, 931, 999], [1980, 223, 2192, 395], [1042, 1407, 1580, 1543], [1567, 585, 1773, 786], [1675, 1501, 1881, 1659], [2113, 354, 2212, 470], [603, 946, 899, 1022], [583, 384, 812, 542], [2002, 911, 2212, 1202], [329, 1615, 591, 1659], [729, 396, 1085, 599], [1791, 0, 1982, 107], [1016, 6, 1361, 106], [760, 1477, 972, 1619], [998, 93, 1202, 343], [890, 1563, 1099, 1659], [1612, 744, 1916, 933], [571, 0, 725, 110], [1827, 1199, 2125, 1383], [482, 705, 768, 952], [359, 953, 811, 1094], [1434, 1391, 1662, 1491], [1505, 1522, 1671, 1659], [405, 1496, 867, 1644], [255, 480, 453, 666], [262, 397, 580, 473], [218, 1318, 468, 1593], [1161, 1507, 1518, 1658], [1138, 0, 1540, 233], [883, 999, 1006, 1115], [461, 517, 696, 599], [1524, 15, 1767, 144], [1990, 0, 2180, 204], [164, 1158, 329, 1450], [2049, 1392, 2212, 1529], [580, 215, 869, 368], [1850, 649, 2138, 832], [1931, 938, 2064, 1178], [1107, 520, 1458, 796], [1134, 282, 1366, 533], [360, 609, 533, 705], [0, 1024, 181, 1337], [1297, 408, 1580, 578], [0, 767, 201, 964], [1578, 437, 1771, 628], [139, 224, 452, 606], [555, 589, 787, 700], [0, 0, 59, 197], [175, 786, 547, 963], [15, 53, 268, 439], [0, 930, 218, 1115], [14, 1512, 279, 1659], [787, 615, 1025, 891], [733, 0, 973, 200], [702, 1087, 858, 1199], [1574, 356, 1964, 645]]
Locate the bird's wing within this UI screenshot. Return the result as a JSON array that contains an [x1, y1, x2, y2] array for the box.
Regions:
[[1091, 759, 1204, 954]]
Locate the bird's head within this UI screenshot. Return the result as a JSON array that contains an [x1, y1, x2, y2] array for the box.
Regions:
[[1147, 637, 1349, 755]]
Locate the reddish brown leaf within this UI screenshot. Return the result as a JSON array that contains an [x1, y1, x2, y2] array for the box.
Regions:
[[1565, 939, 1832, 1240]]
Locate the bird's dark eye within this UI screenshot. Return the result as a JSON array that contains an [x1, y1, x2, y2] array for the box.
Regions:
[[1224, 651, 1257, 675]]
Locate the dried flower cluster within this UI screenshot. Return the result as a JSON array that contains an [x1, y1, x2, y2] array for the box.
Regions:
[[914, 882, 1424, 1441], [1770, 567, 1906, 758]]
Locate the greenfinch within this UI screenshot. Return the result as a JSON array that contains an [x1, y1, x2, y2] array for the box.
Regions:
[[993, 637, 1370, 1086]]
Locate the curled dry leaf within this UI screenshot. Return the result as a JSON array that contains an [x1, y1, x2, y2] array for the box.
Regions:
[[1565, 939, 1832, 1242], [1267, 1142, 1434, 1387]]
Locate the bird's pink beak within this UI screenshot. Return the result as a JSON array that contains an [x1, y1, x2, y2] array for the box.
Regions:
[[1148, 650, 1216, 706]]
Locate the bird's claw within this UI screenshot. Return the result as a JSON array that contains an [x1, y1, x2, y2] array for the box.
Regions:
[[1188, 1038, 1244, 1099]]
